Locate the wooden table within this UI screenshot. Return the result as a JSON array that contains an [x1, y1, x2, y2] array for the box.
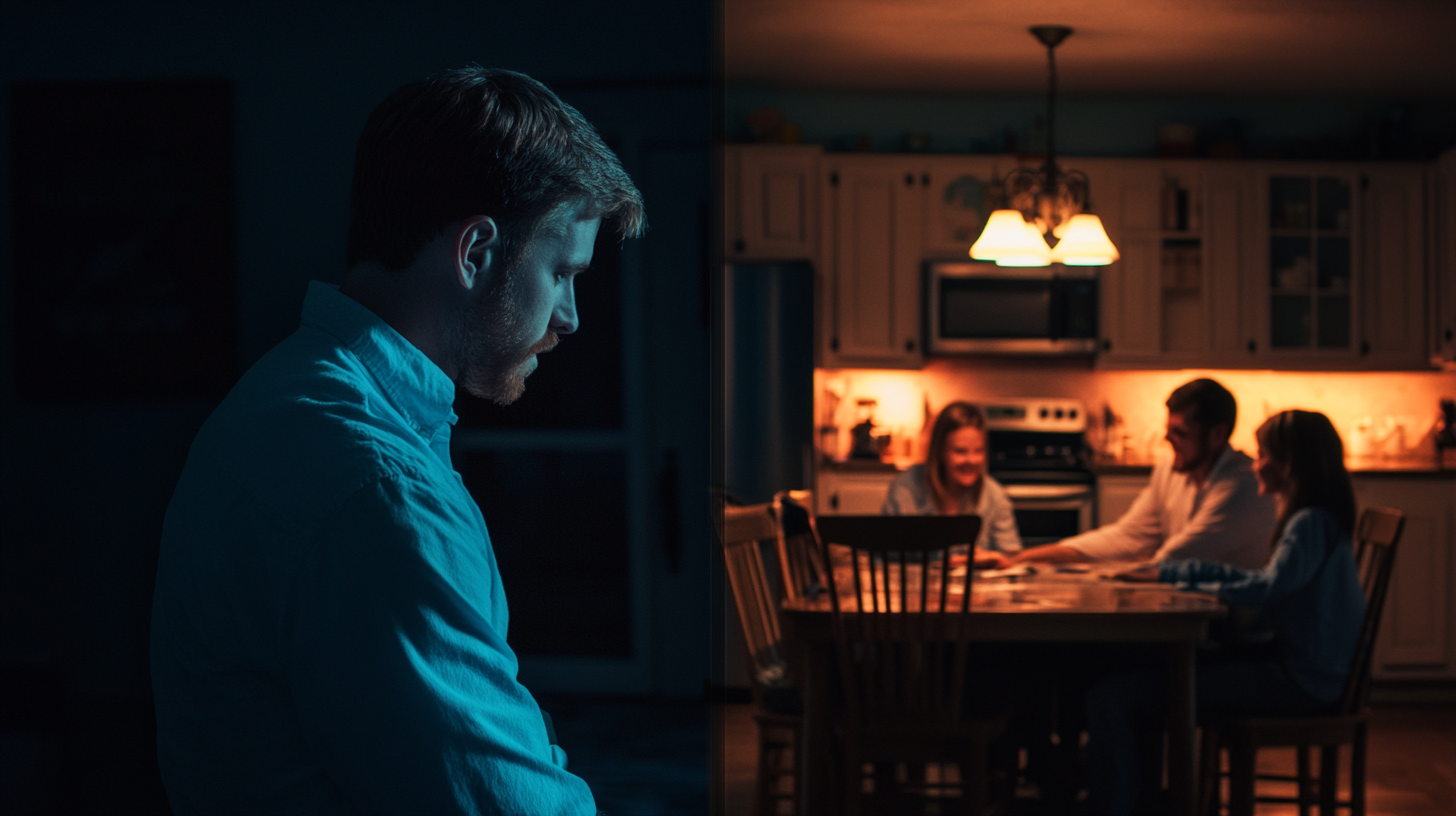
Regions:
[[780, 571, 1225, 816]]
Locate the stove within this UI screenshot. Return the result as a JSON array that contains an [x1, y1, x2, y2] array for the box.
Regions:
[[980, 398, 1094, 547]]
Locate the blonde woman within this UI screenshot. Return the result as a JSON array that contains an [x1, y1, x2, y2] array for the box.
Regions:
[[882, 401, 1022, 568]]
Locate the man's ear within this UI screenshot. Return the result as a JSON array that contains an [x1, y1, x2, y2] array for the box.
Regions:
[[454, 216, 499, 290], [1207, 422, 1233, 448]]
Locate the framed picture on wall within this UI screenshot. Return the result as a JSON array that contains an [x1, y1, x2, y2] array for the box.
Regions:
[[11, 79, 237, 399]]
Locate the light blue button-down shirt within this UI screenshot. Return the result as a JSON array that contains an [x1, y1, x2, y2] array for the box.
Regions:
[[151, 281, 594, 815]]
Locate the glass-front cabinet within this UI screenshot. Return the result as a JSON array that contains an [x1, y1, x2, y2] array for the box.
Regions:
[[1266, 174, 1356, 353]]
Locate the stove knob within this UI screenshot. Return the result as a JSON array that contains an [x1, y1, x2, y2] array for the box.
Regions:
[[1070, 408, 1078, 419], [1055, 408, 1064, 419], [1040, 408, 1049, 419], [1061, 446, 1072, 457], [1043, 445, 1056, 456], [1025, 445, 1037, 457]]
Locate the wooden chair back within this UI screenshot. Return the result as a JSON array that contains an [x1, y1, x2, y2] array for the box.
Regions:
[[813, 515, 983, 731], [720, 502, 791, 686], [1339, 506, 1405, 714], [772, 490, 828, 605]]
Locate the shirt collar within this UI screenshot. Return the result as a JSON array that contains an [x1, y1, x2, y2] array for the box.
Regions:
[[300, 281, 458, 437]]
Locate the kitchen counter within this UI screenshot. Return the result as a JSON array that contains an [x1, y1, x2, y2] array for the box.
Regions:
[[1090, 462, 1456, 479]]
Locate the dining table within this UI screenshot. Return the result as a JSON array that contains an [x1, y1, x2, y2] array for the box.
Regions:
[[778, 562, 1226, 816]]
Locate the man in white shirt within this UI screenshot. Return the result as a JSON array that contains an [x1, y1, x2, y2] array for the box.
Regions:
[[1013, 378, 1275, 570]]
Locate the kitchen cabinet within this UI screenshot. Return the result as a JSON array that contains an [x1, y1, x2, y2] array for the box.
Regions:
[[1355, 475, 1456, 683], [920, 156, 1008, 258], [816, 466, 897, 515], [1095, 160, 1431, 370], [1096, 471, 1150, 527], [1431, 147, 1456, 368], [820, 156, 926, 368], [723, 144, 820, 261]]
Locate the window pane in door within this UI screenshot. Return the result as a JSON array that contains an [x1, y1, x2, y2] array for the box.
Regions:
[[1271, 295, 1311, 348], [1270, 177, 1311, 229], [1317, 237, 1350, 292], [1270, 237, 1312, 290], [1317, 296, 1351, 349], [1316, 177, 1352, 231]]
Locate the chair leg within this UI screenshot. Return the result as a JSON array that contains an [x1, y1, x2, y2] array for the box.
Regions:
[[1318, 744, 1338, 816], [1297, 745, 1312, 816], [1228, 743, 1256, 816], [1197, 727, 1222, 816], [1351, 724, 1367, 816]]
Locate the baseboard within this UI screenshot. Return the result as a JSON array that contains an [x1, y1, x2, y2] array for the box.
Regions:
[[1369, 678, 1456, 705]]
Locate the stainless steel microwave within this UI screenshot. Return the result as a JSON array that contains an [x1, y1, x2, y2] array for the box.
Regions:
[[926, 261, 1099, 355]]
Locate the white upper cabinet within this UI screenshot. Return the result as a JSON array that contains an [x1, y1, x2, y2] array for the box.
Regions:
[[723, 144, 820, 261], [919, 156, 1007, 259], [1435, 148, 1456, 369], [820, 156, 925, 368]]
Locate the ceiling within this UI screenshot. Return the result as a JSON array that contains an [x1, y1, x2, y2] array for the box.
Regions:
[[723, 0, 1456, 97]]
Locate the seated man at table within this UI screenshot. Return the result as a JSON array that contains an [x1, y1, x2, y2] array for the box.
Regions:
[[1012, 378, 1275, 570]]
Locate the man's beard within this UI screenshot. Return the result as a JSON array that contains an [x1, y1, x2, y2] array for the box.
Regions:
[[454, 274, 558, 405]]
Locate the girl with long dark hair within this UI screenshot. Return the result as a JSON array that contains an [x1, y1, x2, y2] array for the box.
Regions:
[[1086, 410, 1366, 815]]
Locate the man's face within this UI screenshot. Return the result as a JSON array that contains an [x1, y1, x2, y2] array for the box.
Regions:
[[1165, 409, 1214, 474], [457, 201, 601, 404]]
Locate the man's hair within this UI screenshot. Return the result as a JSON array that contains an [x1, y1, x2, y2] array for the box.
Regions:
[[1165, 378, 1237, 433], [346, 66, 645, 272], [1256, 409, 1356, 541], [925, 401, 987, 510]]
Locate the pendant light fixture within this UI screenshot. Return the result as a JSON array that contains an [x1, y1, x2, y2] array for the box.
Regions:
[[971, 25, 1119, 267]]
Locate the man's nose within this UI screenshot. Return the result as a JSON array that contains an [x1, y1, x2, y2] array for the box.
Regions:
[[551, 282, 578, 336]]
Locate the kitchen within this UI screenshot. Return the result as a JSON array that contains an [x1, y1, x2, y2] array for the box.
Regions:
[[720, 1, 1455, 813]]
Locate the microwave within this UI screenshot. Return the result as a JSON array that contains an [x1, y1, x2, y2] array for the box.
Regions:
[[926, 261, 1099, 355]]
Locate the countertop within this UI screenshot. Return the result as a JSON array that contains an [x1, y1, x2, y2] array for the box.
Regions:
[[1089, 462, 1456, 479]]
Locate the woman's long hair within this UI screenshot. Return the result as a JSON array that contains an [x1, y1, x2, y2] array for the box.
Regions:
[[924, 402, 986, 512], [1255, 409, 1356, 544]]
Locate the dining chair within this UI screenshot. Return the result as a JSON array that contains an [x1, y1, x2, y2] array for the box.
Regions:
[[1198, 506, 1405, 816], [720, 501, 804, 816], [772, 490, 828, 606], [814, 515, 1009, 816]]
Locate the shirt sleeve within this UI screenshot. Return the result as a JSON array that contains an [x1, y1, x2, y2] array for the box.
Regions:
[[980, 480, 1022, 554], [1149, 464, 1273, 566], [882, 468, 922, 515], [1158, 508, 1337, 607], [286, 472, 596, 816], [1060, 467, 1168, 561]]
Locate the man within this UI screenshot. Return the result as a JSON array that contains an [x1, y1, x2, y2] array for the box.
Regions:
[[1014, 378, 1275, 569], [151, 67, 643, 815]]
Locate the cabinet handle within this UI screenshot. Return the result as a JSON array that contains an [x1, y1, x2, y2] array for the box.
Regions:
[[1445, 327, 1453, 342], [1247, 339, 1257, 353], [830, 171, 839, 186], [733, 238, 745, 253], [1360, 340, 1371, 356], [830, 493, 840, 510], [921, 173, 930, 187], [830, 336, 840, 352], [905, 338, 915, 352], [904, 173, 914, 186], [1101, 339, 1112, 352]]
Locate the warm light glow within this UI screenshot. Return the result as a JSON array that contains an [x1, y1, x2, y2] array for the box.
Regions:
[[1049, 214, 1120, 266], [970, 209, 1051, 267]]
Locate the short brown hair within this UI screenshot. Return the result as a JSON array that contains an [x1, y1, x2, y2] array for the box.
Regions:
[[1165, 378, 1237, 433], [924, 402, 986, 510], [346, 66, 645, 272]]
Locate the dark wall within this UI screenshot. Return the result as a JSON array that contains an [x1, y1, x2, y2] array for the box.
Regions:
[[0, 2, 711, 813]]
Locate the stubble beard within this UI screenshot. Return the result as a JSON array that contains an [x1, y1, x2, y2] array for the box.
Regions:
[[455, 273, 558, 406]]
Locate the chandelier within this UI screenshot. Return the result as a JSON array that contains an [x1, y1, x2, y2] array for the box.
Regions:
[[971, 26, 1119, 267]]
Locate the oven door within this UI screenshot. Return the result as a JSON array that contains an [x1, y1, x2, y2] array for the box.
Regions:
[[1002, 483, 1094, 548]]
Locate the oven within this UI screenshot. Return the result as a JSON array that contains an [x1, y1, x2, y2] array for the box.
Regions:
[[981, 398, 1094, 547]]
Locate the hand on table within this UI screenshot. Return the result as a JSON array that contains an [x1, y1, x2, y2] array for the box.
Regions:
[[1112, 563, 1160, 582], [972, 550, 1010, 570]]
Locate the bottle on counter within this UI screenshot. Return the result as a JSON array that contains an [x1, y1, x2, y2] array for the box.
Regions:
[[1437, 399, 1456, 470]]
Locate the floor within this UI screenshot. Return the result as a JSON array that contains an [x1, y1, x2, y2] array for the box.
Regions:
[[717, 703, 1456, 816]]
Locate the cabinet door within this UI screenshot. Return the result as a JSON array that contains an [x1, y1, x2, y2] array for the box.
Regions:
[[1354, 477, 1456, 680], [1435, 149, 1456, 367], [1360, 167, 1428, 368], [726, 144, 819, 260], [1090, 161, 1163, 364], [1203, 166, 1260, 362], [1096, 473, 1150, 527], [921, 156, 1005, 258], [817, 469, 898, 515], [822, 159, 924, 367]]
